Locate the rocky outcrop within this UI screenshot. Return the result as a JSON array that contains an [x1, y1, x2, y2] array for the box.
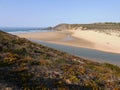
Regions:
[[42, 27, 53, 30]]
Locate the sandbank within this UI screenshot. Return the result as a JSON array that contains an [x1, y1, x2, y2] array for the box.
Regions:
[[17, 30, 120, 54]]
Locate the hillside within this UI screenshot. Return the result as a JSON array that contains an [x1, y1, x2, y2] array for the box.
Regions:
[[53, 23, 87, 30], [52, 23, 120, 37], [53, 23, 120, 31], [0, 30, 120, 89]]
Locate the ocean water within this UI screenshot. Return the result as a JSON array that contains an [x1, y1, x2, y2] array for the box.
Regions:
[[0, 27, 50, 34]]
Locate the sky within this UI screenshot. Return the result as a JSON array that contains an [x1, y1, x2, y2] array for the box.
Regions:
[[0, 0, 120, 27]]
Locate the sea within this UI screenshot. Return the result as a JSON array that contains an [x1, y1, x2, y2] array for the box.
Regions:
[[0, 27, 120, 66], [0, 27, 49, 34]]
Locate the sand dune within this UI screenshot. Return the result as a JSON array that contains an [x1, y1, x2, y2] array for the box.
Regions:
[[17, 30, 120, 54], [71, 30, 120, 53]]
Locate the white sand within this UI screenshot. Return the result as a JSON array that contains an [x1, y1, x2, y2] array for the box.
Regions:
[[71, 30, 120, 53]]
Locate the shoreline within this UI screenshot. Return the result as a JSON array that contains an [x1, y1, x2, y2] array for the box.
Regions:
[[30, 39, 120, 66], [17, 30, 120, 54], [37, 40, 119, 54]]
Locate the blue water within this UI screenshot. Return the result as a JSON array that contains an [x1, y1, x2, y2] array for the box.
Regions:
[[0, 27, 49, 34]]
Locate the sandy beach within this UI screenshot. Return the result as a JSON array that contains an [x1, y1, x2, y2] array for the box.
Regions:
[[17, 30, 120, 54]]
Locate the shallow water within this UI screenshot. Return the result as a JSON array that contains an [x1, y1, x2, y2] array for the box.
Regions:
[[60, 35, 74, 41], [31, 39, 120, 66]]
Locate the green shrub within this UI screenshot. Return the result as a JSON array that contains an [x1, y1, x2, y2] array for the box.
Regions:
[[13, 48, 27, 55], [103, 63, 120, 73]]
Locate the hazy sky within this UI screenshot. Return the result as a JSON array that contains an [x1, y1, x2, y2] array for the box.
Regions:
[[0, 0, 120, 27]]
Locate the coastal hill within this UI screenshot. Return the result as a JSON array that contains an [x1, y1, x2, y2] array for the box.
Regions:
[[51, 22, 120, 31], [53, 23, 87, 30], [50, 22, 120, 37], [0, 30, 120, 89]]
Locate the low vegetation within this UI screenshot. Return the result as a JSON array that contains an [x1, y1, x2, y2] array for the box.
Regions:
[[52, 22, 120, 37], [53, 22, 120, 30], [0, 30, 120, 89]]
